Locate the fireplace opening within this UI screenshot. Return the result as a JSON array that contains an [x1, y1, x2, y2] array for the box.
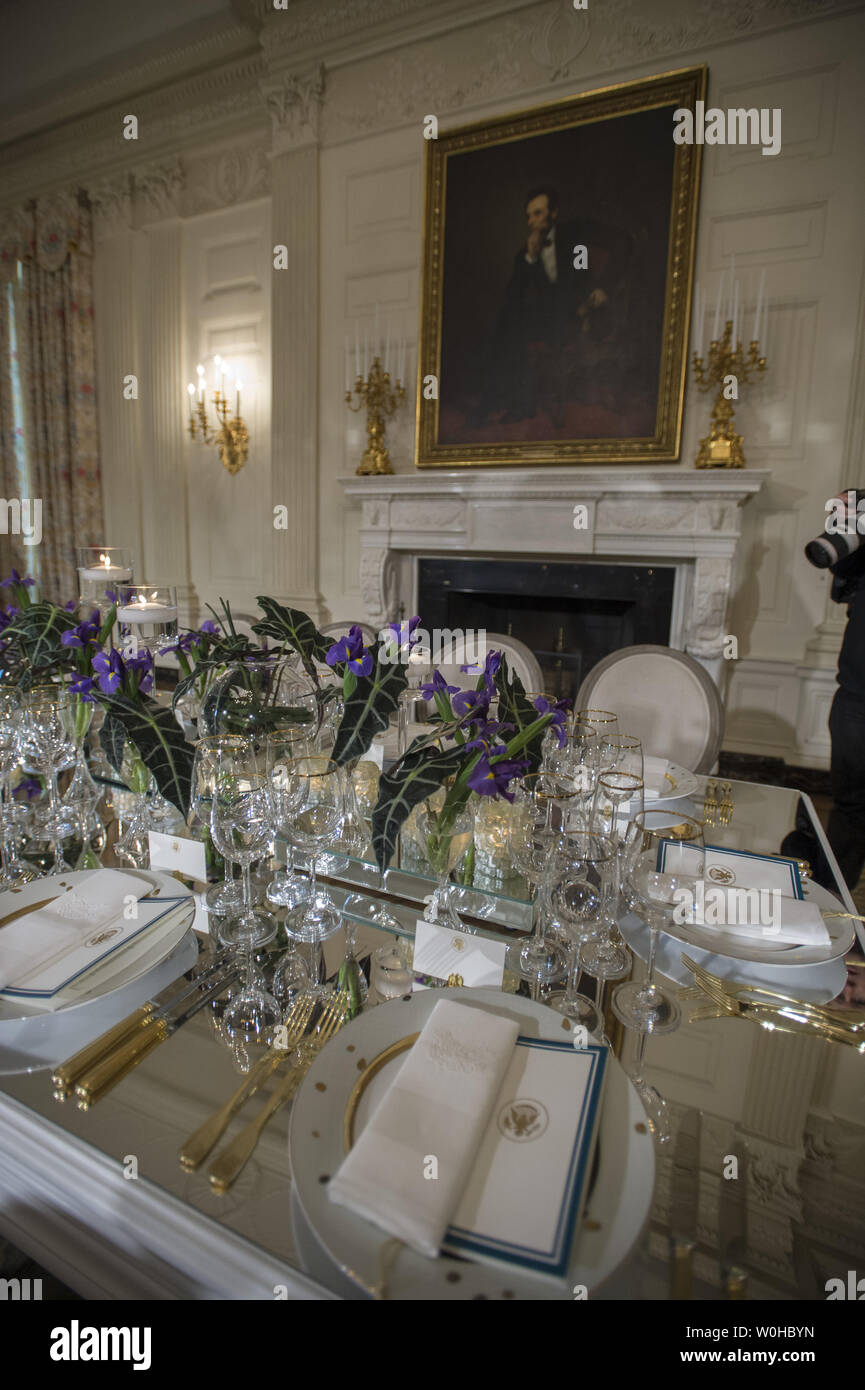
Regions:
[[416, 557, 675, 704]]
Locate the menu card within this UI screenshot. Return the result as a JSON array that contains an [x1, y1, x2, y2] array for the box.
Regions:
[[444, 1037, 607, 1280]]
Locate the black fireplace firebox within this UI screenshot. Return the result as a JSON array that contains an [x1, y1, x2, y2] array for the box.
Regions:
[[416, 557, 675, 704]]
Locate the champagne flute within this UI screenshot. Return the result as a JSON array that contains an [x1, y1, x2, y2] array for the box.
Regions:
[[582, 771, 644, 981], [613, 810, 705, 1034], [283, 756, 345, 996], [508, 771, 578, 985], [547, 830, 617, 1032], [265, 726, 313, 908]]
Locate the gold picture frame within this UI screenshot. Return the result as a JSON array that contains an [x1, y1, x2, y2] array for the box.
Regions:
[[415, 66, 706, 469]]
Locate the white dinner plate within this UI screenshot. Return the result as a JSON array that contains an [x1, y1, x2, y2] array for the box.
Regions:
[[645, 875, 855, 970], [289, 987, 655, 1301], [0, 869, 198, 1072], [643, 758, 699, 802]]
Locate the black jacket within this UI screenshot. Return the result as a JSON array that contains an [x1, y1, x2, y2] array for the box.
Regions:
[[831, 542, 865, 695]]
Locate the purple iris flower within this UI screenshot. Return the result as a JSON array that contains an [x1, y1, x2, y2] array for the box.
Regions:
[[464, 717, 514, 753], [199, 619, 219, 635], [159, 631, 196, 656], [326, 625, 373, 677], [460, 649, 502, 693], [61, 611, 101, 649], [467, 750, 530, 801], [419, 669, 459, 702], [92, 649, 125, 695], [387, 614, 421, 648], [125, 648, 154, 694], [0, 569, 34, 589], [63, 600, 77, 612], [532, 695, 571, 748], [13, 775, 43, 802], [452, 686, 491, 719], [69, 675, 96, 701], [104, 588, 118, 603]]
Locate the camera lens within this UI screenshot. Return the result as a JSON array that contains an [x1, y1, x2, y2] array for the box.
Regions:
[[804, 537, 837, 568]]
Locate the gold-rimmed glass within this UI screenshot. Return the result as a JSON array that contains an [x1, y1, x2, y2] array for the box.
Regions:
[[613, 810, 705, 1035]]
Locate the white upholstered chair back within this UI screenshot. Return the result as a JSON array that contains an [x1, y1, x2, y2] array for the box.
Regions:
[[319, 619, 379, 646], [431, 630, 543, 696], [576, 644, 723, 774]]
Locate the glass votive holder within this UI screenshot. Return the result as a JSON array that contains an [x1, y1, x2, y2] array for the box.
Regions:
[[77, 547, 134, 612], [116, 584, 178, 655], [371, 939, 414, 1001], [398, 690, 439, 758], [473, 795, 518, 880]]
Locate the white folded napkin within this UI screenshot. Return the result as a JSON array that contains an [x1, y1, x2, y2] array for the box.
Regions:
[[0, 869, 152, 992], [643, 755, 671, 800], [696, 886, 831, 946], [328, 998, 519, 1258]]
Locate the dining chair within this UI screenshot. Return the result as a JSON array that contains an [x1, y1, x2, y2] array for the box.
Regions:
[[319, 619, 379, 646], [433, 630, 543, 694], [576, 644, 723, 774]]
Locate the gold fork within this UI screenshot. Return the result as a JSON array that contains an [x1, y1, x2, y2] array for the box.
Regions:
[[680, 954, 865, 1031], [179, 992, 316, 1171], [718, 783, 733, 826], [681, 957, 865, 1045], [702, 782, 717, 827], [208, 990, 349, 1193]]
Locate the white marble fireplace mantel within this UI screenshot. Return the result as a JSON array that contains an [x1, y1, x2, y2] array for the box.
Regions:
[[339, 469, 768, 684]]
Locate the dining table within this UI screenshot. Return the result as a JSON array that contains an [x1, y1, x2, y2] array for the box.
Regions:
[[0, 771, 862, 1303]]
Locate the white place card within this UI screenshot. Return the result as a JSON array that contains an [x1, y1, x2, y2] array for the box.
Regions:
[[148, 831, 208, 883], [412, 918, 507, 988]]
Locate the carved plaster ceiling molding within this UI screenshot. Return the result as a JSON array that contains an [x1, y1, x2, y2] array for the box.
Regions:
[[261, 64, 327, 154]]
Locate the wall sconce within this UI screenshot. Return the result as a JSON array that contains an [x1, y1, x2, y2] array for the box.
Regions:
[[186, 355, 249, 475]]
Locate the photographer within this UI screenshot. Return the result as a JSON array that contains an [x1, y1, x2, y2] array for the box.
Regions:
[[808, 491, 865, 890]]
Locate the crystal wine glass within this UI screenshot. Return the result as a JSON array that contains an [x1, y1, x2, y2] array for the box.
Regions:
[[612, 810, 705, 1034], [19, 688, 78, 873], [0, 689, 37, 886], [190, 735, 254, 914], [210, 770, 277, 950]]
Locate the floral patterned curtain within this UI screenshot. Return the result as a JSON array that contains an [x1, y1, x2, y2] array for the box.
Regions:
[[0, 190, 103, 601]]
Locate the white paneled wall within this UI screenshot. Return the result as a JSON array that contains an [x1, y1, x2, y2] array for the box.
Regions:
[[182, 200, 272, 622], [88, 0, 865, 766], [317, 6, 865, 766]]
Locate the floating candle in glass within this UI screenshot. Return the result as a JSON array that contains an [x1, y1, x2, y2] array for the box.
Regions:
[[77, 547, 134, 612], [116, 585, 178, 651]]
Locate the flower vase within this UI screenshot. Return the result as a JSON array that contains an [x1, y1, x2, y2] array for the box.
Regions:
[[114, 747, 154, 869], [417, 800, 474, 932]]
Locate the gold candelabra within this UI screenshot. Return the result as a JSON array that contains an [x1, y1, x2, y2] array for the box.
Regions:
[[345, 356, 405, 476], [187, 370, 249, 476], [692, 320, 767, 469]]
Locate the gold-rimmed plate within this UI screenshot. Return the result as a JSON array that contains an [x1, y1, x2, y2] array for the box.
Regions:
[[289, 988, 655, 1301]]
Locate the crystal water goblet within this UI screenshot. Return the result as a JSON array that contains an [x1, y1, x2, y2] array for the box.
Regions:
[[547, 830, 617, 1032], [508, 770, 579, 985], [190, 735, 254, 914], [19, 688, 78, 873]]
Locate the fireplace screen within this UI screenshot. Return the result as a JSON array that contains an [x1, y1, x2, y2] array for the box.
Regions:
[[416, 557, 675, 704]]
